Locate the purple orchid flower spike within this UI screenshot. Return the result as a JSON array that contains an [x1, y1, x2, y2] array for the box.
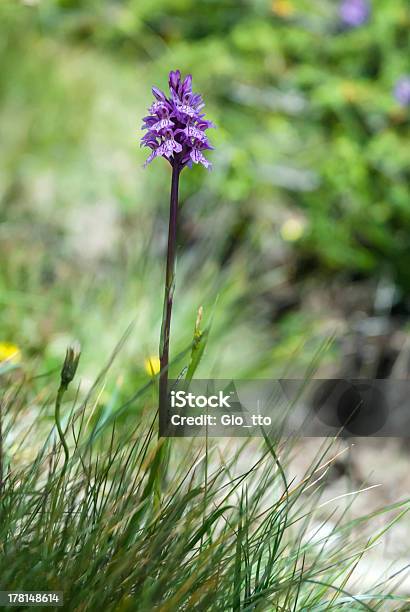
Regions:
[[141, 70, 215, 171], [141, 71, 215, 436]]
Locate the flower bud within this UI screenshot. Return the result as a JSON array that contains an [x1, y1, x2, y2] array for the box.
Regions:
[[60, 341, 81, 387]]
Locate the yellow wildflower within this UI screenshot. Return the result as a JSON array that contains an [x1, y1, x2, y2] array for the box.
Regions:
[[0, 342, 21, 364], [280, 217, 305, 242], [272, 0, 295, 18], [144, 356, 161, 377]]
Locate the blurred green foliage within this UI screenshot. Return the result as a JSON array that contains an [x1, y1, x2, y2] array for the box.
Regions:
[[0, 0, 409, 382]]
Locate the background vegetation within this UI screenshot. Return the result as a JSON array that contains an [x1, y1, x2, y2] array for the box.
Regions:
[[0, 0, 409, 609], [1, 0, 409, 382]]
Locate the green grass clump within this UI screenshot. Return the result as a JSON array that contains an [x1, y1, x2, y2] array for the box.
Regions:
[[0, 360, 409, 611]]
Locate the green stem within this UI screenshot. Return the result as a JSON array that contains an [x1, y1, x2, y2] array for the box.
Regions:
[[55, 383, 69, 470], [159, 162, 181, 436]]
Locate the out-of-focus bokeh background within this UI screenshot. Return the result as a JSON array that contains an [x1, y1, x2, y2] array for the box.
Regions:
[[1, 0, 409, 387], [1, 0, 410, 595]]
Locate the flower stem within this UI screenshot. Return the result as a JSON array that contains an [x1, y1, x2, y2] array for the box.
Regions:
[[55, 382, 70, 470], [159, 163, 180, 436]]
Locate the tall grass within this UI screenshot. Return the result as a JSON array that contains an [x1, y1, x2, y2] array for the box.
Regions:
[[0, 355, 409, 611]]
